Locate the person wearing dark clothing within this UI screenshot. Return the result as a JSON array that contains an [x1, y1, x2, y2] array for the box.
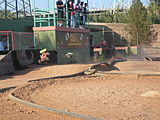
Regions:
[[80, 1, 84, 28], [75, 0, 81, 27], [65, 0, 71, 27], [82, 3, 88, 27], [90, 35, 94, 58], [56, 0, 64, 26]]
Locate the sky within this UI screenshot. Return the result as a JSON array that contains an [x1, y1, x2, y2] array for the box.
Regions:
[[32, 0, 149, 10]]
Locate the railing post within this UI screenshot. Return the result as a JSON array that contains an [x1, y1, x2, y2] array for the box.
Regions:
[[48, 11, 51, 26], [11, 31, 15, 50], [33, 10, 36, 27], [53, 8, 56, 26], [65, 0, 69, 27], [40, 14, 42, 27]]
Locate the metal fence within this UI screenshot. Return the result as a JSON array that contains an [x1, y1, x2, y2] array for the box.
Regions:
[[33, 8, 89, 28], [0, 31, 40, 50]]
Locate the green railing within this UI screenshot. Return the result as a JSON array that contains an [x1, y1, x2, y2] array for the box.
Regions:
[[33, 8, 88, 28]]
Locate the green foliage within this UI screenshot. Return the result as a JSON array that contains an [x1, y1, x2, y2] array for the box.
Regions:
[[148, 3, 160, 24], [0, 10, 16, 19], [89, 2, 160, 24], [126, 0, 151, 46], [113, 12, 128, 23], [89, 12, 127, 23], [0, 10, 27, 19], [89, 15, 100, 22], [100, 13, 113, 23]]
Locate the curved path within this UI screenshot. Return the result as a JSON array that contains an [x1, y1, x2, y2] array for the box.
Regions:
[[0, 64, 91, 89], [2, 61, 160, 120], [10, 72, 160, 120], [0, 64, 91, 120]]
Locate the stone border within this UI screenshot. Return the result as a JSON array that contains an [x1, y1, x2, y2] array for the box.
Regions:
[[0, 86, 16, 93], [8, 61, 160, 120], [95, 71, 160, 76], [28, 70, 86, 82], [9, 93, 104, 120], [9, 69, 105, 120]]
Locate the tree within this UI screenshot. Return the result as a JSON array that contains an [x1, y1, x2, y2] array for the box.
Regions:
[[101, 13, 114, 23], [148, 3, 160, 24], [0, 10, 16, 19], [113, 12, 128, 23], [126, 0, 152, 46]]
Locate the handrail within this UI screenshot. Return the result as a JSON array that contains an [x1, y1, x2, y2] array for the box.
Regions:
[[33, 7, 89, 28]]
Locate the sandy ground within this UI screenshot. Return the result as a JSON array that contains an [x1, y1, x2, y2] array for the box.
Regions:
[[1, 61, 160, 120], [114, 61, 160, 72], [0, 64, 90, 89], [110, 61, 160, 74], [14, 74, 160, 120], [0, 64, 90, 120], [0, 90, 83, 120]]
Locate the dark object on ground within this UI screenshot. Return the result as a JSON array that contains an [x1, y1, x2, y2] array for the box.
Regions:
[[88, 56, 125, 73], [144, 57, 160, 61]]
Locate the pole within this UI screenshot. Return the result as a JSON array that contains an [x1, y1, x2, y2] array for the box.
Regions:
[[28, 0, 32, 18], [4, 0, 7, 19], [87, 0, 89, 9], [102, 27, 105, 40], [55, 0, 56, 9], [11, 32, 15, 50], [48, 0, 50, 9], [112, 30, 115, 47], [15, 0, 18, 19], [22, 0, 26, 18], [113, 0, 116, 14], [65, 0, 69, 27], [33, 0, 35, 9]]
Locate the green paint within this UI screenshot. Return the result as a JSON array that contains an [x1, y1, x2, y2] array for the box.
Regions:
[[57, 48, 90, 64], [34, 29, 91, 64], [0, 19, 33, 32], [36, 31, 56, 50]]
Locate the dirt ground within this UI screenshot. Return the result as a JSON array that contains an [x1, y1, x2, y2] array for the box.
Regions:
[[0, 64, 90, 89], [1, 61, 160, 120], [14, 74, 160, 120], [112, 61, 160, 74], [0, 64, 90, 120]]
